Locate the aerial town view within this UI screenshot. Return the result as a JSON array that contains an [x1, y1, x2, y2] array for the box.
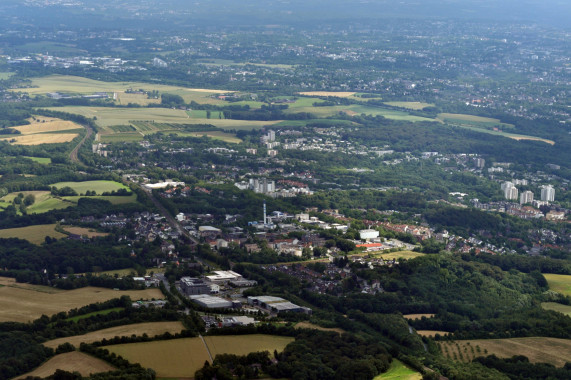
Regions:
[[0, 0, 570, 379]]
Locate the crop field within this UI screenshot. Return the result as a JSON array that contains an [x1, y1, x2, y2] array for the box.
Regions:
[[544, 274, 571, 296], [541, 302, 571, 317], [43, 321, 185, 349], [105, 337, 211, 378], [403, 314, 436, 320], [0, 72, 14, 80], [385, 101, 434, 110], [438, 337, 571, 367], [0, 223, 66, 244], [295, 321, 345, 334], [204, 334, 293, 357], [105, 334, 293, 378], [13, 119, 83, 134], [0, 277, 162, 322], [274, 118, 355, 127], [115, 91, 161, 106], [51, 180, 129, 195], [299, 91, 356, 97], [374, 359, 422, 380], [63, 226, 109, 238], [15, 351, 115, 379], [0, 133, 79, 145]]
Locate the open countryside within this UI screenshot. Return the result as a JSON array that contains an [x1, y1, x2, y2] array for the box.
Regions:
[[105, 334, 294, 378], [43, 321, 186, 349], [439, 338, 571, 367], [541, 302, 571, 317], [15, 351, 115, 379], [0, 277, 162, 322]]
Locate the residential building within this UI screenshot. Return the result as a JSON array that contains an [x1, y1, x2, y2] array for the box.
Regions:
[[520, 190, 534, 205], [540, 185, 555, 202]]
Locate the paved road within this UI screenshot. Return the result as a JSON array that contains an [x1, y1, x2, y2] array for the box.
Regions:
[[69, 124, 93, 163]]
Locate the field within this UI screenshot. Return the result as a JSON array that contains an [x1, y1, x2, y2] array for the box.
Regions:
[[373, 251, 425, 261], [416, 330, 450, 337], [0, 133, 79, 145], [0, 276, 162, 322], [544, 274, 571, 296], [43, 321, 185, 349], [105, 334, 294, 378], [15, 351, 115, 379], [0, 72, 14, 80], [51, 180, 129, 194], [0, 224, 67, 244], [439, 337, 571, 367], [284, 104, 433, 122], [403, 314, 436, 320], [294, 321, 345, 334], [23, 156, 52, 164], [13, 118, 83, 134], [299, 91, 356, 97], [63, 226, 109, 238], [115, 91, 161, 106], [541, 302, 571, 317], [174, 131, 242, 143], [374, 359, 422, 380], [65, 307, 124, 323], [16, 75, 230, 104], [385, 101, 434, 110]]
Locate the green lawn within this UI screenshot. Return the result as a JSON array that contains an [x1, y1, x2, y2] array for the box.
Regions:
[[541, 302, 571, 317], [22, 156, 52, 164], [374, 359, 422, 379], [63, 194, 138, 205], [51, 180, 129, 195], [544, 274, 571, 296], [284, 104, 433, 122]]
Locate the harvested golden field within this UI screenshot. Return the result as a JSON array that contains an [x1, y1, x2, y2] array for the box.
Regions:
[[0, 133, 79, 145], [106, 334, 294, 378], [299, 91, 356, 97], [295, 321, 345, 334], [403, 314, 435, 320], [105, 338, 211, 378], [439, 337, 571, 367], [204, 334, 293, 358], [43, 321, 185, 349], [115, 91, 161, 106], [416, 330, 450, 337], [0, 223, 66, 244], [15, 351, 115, 379], [63, 226, 109, 238], [0, 278, 162, 322], [13, 120, 82, 134]]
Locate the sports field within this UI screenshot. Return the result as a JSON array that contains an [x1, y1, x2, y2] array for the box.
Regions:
[[0, 276, 162, 322], [374, 359, 422, 380], [544, 274, 571, 296], [0, 223, 67, 244], [439, 337, 571, 367], [105, 334, 294, 378], [15, 351, 115, 379], [43, 321, 185, 349], [541, 302, 571, 317]]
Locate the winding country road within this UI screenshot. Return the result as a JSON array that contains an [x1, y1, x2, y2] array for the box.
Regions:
[[69, 125, 93, 163]]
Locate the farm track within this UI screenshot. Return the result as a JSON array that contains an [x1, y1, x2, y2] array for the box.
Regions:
[[69, 124, 93, 163]]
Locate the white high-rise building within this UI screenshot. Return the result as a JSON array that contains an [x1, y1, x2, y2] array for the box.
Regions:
[[540, 185, 555, 202], [519, 190, 534, 205], [501, 181, 518, 200]]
